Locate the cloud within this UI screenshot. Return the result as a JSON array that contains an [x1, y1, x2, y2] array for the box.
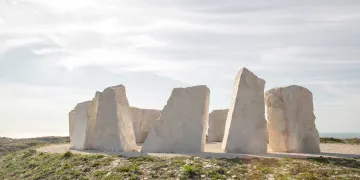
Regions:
[[1, 0, 360, 135]]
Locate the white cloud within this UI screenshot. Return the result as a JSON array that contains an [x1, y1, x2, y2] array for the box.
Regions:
[[32, 48, 67, 55], [1, 0, 360, 135]]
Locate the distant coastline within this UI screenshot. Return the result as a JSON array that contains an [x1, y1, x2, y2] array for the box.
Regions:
[[320, 133, 360, 138]]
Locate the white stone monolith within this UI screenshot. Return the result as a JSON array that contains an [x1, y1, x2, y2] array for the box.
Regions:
[[141, 85, 210, 153], [68, 109, 76, 142], [131, 107, 161, 143], [83, 91, 101, 149], [71, 101, 91, 150], [222, 68, 267, 153], [207, 109, 228, 142], [93, 85, 137, 152], [265, 85, 320, 153]]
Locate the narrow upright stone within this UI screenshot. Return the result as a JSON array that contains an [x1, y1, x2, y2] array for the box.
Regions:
[[83, 92, 101, 149], [93, 85, 137, 152], [265, 85, 320, 153], [131, 107, 161, 143], [141, 85, 210, 153], [71, 101, 91, 150], [207, 109, 228, 142], [222, 68, 267, 153], [68, 109, 76, 143]]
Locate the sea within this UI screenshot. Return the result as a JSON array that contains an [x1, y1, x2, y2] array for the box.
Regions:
[[320, 133, 360, 138]]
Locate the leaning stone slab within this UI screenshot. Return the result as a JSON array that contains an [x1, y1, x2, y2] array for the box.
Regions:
[[131, 107, 161, 143], [222, 68, 268, 153], [141, 85, 210, 153], [207, 109, 228, 142], [93, 85, 137, 152], [71, 101, 91, 150], [265, 85, 320, 153]]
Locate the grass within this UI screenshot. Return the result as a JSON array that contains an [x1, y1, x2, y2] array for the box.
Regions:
[[320, 137, 360, 144], [2, 150, 358, 180], [0, 136, 69, 157], [0, 136, 359, 179]]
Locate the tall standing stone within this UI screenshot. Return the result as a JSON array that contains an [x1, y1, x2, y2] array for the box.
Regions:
[[207, 109, 228, 142], [131, 107, 161, 143], [83, 92, 101, 149], [71, 101, 91, 150], [68, 109, 76, 143], [265, 85, 320, 153], [222, 68, 267, 153], [93, 85, 137, 152], [141, 85, 210, 153]]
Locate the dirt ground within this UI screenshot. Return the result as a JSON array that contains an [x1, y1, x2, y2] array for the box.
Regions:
[[37, 142, 360, 159]]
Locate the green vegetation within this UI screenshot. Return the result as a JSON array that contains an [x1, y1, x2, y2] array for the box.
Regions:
[[0, 136, 69, 157], [0, 136, 359, 179], [1, 149, 359, 180], [320, 137, 360, 144]]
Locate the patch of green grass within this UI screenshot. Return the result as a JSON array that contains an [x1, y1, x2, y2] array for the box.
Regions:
[[62, 151, 73, 158], [182, 164, 201, 178], [115, 164, 140, 173], [93, 170, 108, 178]]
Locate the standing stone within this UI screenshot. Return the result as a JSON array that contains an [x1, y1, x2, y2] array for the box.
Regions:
[[68, 109, 76, 143], [93, 85, 137, 152], [71, 101, 91, 150], [83, 92, 101, 149], [265, 85, 320, 153], [141, 85, 210, 153], [131, 107, 161, 143], [222, 68, 267, 154], [207, 109, 228, 142]]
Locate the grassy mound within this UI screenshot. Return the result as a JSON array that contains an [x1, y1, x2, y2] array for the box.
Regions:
[[1, 149, 359, 180], [320, 137, 360, 144], [0, 136, 69, 157]]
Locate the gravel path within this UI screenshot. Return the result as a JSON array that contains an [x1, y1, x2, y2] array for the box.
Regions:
[[37, 143, 360, 159]]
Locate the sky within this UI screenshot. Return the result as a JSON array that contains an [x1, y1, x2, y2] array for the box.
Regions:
[[1, 0, 360, 138]]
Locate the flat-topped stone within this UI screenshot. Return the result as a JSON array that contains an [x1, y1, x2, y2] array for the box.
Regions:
[[265, 85, 320, 153], [93, 85, 137, 152], [71, 101, 91, 150], [141, 85, 210, 153], [68, 109, 76, 143], [207, 109, 228, 142], [131, 107, 161, 143], [222, 68, 268, 154]]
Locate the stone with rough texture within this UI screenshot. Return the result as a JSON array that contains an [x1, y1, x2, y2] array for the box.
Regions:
[[68, 109, 76, 142], [207, 109, 228, 142], [141, 85, 210, 153], [222, 68, 267, 153], [93, 85, 137, 152], [71, 101, 91, 150], [265, 85, 320, 153], [83, 92, 101, 149], [131, 107, 161, 143]]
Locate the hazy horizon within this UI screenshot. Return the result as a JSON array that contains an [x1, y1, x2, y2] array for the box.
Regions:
[[1, 0, 360, 136]]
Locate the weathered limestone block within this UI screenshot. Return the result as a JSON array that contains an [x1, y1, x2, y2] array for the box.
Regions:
[[93, 85, 137, 152], [222, 68, 268, 153], [68, 109, 76, 142], [83, 92, 101, 149], [71, 101, 91, 150], [265, 85, 320, 153], [131, 107, 161, 143], [207, 109, 228, 142], [141, 85, 210, 153]]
